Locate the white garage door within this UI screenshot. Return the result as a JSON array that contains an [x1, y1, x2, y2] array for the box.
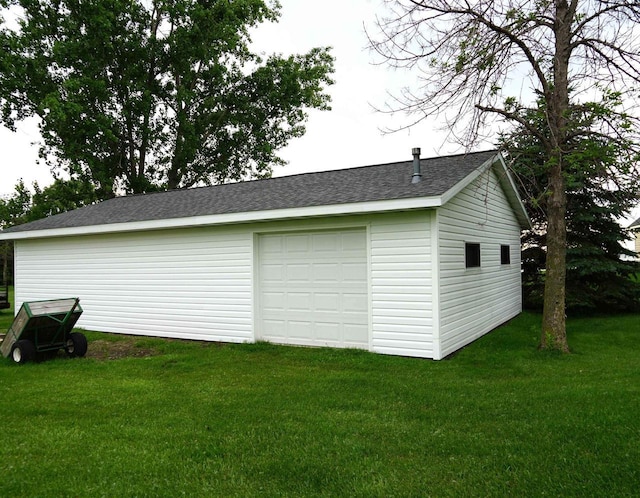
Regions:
[[257, 228, 369, 349]]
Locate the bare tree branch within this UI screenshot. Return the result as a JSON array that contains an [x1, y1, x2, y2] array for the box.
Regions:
[[369, 0, 640, 351]]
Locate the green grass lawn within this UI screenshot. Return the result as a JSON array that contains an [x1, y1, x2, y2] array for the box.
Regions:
[[0, 294, 639, 497]]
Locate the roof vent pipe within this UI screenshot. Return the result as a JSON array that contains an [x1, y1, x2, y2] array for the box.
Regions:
[[411, 147, 422, 184]]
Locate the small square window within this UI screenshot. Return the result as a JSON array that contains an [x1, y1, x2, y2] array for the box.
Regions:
[[501, 245, 511, 265], [465, 243, 481, 268]]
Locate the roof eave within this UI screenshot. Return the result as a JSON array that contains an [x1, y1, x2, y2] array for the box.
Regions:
[[0, 195, 444, 241]]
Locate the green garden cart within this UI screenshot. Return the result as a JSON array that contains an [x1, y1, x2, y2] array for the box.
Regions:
[[0, 298, 86, 364]]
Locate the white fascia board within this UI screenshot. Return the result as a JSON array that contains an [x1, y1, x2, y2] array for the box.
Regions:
[[493, 154, 532, 229], [0, 196, 443, 241]]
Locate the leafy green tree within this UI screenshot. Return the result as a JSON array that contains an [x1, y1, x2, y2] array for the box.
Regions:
[[0, 177, 97, 284], [0, 180, 32, 286], [501, 94, 640, 314], [0, 178, 97, 229], [370, 0, 640, 351], [0, 180, 32, 230], [27, 178, 98, 221], [0, 0, 334, 195]]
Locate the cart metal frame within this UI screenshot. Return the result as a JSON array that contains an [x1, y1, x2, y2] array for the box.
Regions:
[[1, 297, 86, 363]]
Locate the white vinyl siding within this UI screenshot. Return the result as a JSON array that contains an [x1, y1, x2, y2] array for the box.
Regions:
[[370, 211, 435, 358], [437, 168, 522, 357], [14, 227, 254, 342]]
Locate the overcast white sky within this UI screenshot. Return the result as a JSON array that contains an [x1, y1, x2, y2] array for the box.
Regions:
[[251, 0, 468, 176], [1, 0, 638, 225]]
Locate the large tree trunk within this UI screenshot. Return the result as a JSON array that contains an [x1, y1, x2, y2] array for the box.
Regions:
[[541, 159, 569, 352], [540, 0, 573, 352]]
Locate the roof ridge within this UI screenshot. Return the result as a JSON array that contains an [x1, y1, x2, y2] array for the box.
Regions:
[[110, 149, 500, 200]]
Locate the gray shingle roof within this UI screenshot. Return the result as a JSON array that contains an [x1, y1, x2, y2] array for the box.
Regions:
[[630, 217, 640, 229], [3, 150, 498, 233]]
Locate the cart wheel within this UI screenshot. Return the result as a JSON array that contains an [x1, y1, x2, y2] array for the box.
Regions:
[[11, 340, 36, 364], [66, 332, 88, 358]]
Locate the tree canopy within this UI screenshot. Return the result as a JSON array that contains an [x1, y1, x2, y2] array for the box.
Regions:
[[0, 178, 97, 230], [0, 0, 335, 197], [501, 94, 640, 314], [370, 0, 640, 351]]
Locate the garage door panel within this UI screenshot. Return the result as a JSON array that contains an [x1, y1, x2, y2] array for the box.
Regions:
[[343, 293, 368, 312], [258, 229, 369, 349], [313, 263, 340, 282], [261, 264, 284, 282], [315, 293, 339, 311], [344, 324, 369, 343], [262, 291, 285, 310], [342, 232, 367, 251], [287, 264, 311, 281], [263, 319, 286, 338], [289, 320, 313, 340], [343, 262, 367, 282], [261, 237, 283, 253], [316, 322, 340, 341], [285, 234, 310, 253], [288, 292, 312, 311], [312, 233, 339, 252]]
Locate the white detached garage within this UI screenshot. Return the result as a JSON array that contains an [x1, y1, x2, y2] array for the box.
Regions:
[[0, 150, 530, 359]]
